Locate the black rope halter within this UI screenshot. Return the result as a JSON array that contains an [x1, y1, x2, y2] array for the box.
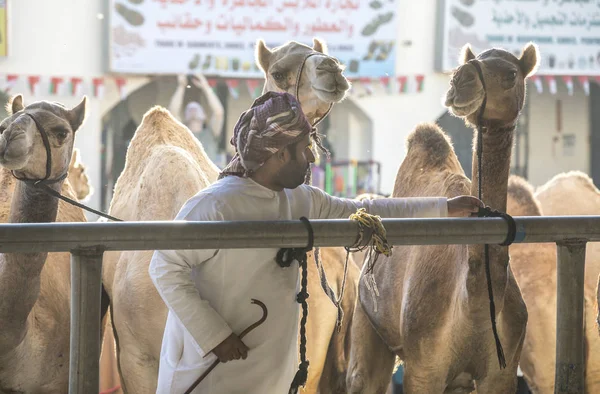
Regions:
[[10, 112, 122, 222]]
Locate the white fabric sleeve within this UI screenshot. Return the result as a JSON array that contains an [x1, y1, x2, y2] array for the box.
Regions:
[[308, 186, 448, 219], [149, 199, 233, 355]]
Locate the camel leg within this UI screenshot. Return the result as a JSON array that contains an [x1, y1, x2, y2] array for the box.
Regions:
[[475, 271, 526, 394], [346, 301, 395, 394]]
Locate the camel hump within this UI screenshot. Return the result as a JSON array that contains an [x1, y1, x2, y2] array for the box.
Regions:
[[537, 170, 597, 195], [140, 105, 178, 127], [406, 123, 455, 168], [507, 175, 542, 216]]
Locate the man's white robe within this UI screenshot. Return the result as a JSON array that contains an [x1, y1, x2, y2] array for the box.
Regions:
[[149, 176, 447, 393]]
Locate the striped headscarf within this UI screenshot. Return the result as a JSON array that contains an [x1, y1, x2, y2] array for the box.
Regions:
[[219, 91, 327, 179]]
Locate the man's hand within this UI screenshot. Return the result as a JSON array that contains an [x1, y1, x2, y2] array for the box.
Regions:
[[447, 195, 484, 217], [212, 333, 249, 363]]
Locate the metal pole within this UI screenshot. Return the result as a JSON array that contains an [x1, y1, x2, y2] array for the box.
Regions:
[[554, 240, 586, 394], [69, 247, 104, 394]]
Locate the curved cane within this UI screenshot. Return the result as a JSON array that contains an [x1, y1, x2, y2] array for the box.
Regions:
[[183, 299, 268, 394]]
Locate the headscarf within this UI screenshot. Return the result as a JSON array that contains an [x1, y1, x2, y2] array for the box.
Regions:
[[219, 91, 327, 179]]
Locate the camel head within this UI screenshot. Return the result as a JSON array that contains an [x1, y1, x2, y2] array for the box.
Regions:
[[256, 38, 350, 124], [0, 95, 87, 182], [445, 43, 539, 129], [68, 148, 93, 200]]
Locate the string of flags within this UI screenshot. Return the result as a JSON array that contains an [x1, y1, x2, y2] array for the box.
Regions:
[[0, 74, 426, 100], [0, 74, 127, 99], [3, 74, 598, 100], [528, 75, 600, 96]]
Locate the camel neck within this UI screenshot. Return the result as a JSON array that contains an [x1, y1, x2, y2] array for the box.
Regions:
[[9, 181, 62, 224], [0, 180, 63, 354], [470, 125, 516, 212]]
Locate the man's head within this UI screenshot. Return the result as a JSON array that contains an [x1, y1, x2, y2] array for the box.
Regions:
[[220, 91, 317, 190], [184, 101, 206, 134]]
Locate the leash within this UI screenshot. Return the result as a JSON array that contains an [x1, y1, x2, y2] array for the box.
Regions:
[[183, 299, 268, 394], [275, 217, 314, 394], [11, 113, 123, 222], [469, 59, 517, 369]]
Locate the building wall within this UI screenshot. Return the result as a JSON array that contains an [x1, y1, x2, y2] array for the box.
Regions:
[[527, 88, 590, 187]]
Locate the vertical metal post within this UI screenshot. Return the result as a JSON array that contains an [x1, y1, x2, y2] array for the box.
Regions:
[[69, 247, 104, 394], [555, 240, 586, 394]]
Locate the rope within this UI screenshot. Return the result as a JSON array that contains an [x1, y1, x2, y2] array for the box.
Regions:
[[345, 208, 392, 314], [276, 217, 313, 394]]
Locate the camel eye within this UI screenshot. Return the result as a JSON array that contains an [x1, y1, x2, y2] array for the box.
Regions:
[[54, 127, 68, 140], [272, 72, 284, 82], [507, 70, 517, 80]]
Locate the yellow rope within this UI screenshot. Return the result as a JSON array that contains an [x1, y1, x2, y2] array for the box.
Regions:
[[348, 208, 392, 257]]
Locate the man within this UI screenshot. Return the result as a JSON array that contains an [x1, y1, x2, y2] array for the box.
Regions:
[[149, 92, 482, 393], [168, 74, 225, 166]]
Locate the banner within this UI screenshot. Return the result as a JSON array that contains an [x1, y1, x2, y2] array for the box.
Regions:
[[0, 0, 7, 57], [109, 0, 398, 78], [437, 0, 600, 76]]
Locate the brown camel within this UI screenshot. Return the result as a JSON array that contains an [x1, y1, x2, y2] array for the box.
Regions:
[[0, 95, 89, 392], [103, 38, 353, 394], [347, 43, 539, 393], [67, 148, 93, 201], [525, 171, 600, 393]]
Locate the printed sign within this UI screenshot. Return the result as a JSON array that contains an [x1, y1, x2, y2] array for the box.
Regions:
[[0, 0, 7, 57], [109, 0, 398, 78], [437, 0, 600, 75]]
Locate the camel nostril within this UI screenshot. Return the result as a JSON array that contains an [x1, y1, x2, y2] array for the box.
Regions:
[[316, 58, 340, 73]]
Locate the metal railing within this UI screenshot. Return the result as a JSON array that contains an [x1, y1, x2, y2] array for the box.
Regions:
[[1, 216, 597, 394]]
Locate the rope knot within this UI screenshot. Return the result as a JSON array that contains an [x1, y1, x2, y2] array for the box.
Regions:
[[296, 291, 309, 303], [288, 361, 310, 394]]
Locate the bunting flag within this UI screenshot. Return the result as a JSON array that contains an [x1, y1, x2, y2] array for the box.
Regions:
[[397, 76, 408, 93], [379, 76, 392, 94], [225, 79, 239, 99], [28, 76, 41, 96], [415, 75, 425, 92], [578, 76, 590, 96], [3, 74, 18, 93], [562, 76, 574, 96], [49, 77, 65, 95], [70, 77, 84, 97], [92, 77, 105, 99], [246, 79, 262, 98], [115, 78, 127, 100], [207, 78, 218, 94], [359, 77, 373, 95], [544, 75, 557, 95], [530, 75, 543, 93]]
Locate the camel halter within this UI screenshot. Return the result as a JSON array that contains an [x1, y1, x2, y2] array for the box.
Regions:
[[468, 58, 518, 370], [9, 112, 122, 222]]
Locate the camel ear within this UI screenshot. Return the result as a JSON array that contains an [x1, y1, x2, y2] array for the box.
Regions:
[[70, 148, 80, 167], [519, 42, 539, 78], [255, 39, 272, 72], [313, 37, 328, 54], [8, 95, 24, 115], [68, 96, 88, 132], [459, 44, 476, 64]]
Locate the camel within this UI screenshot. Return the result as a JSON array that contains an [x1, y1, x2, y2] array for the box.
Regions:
[[516, 171, 600, 393], [67, 148, 93, 201], [0, 95, 91, 393], [103, 38, 354, 393], [347, 43, 539, 393]]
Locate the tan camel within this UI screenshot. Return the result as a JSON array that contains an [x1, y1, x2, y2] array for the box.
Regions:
[[522, 171, 600, 393], [347, 43, 539, 393], [67, 148, 93, 201], [0, 95, 89, 392], [103, 38, 353, 394]]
